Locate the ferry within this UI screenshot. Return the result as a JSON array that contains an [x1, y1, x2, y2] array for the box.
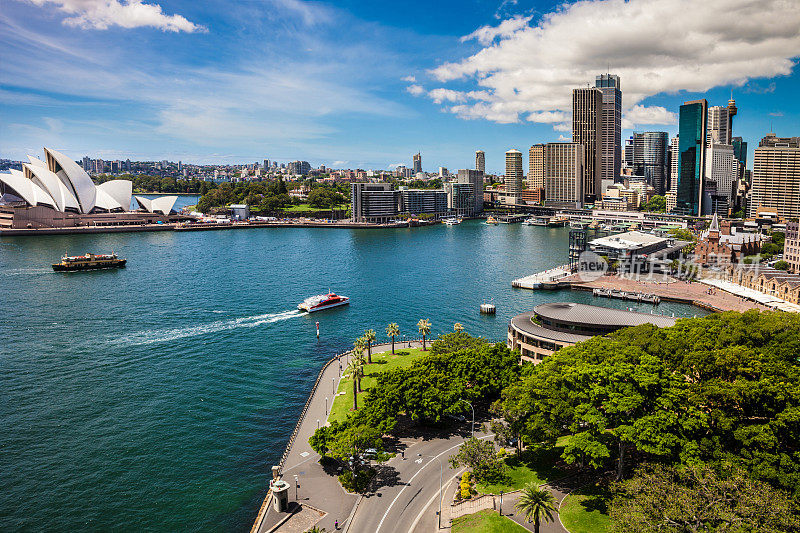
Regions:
[[443, 217, 462, 225], [298, 292, 350, 312], [52, 252, 126, 272], [547, 216, 569, 227], [522, 217, 538, 226], [485, 216, 499, 225]]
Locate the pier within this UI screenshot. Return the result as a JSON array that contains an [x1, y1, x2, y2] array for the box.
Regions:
[[511, 265, 572, 289]]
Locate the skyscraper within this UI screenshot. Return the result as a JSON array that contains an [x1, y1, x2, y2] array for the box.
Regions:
[[475, 150, 485, 173], [572, 86, 603, 203], [669, 136, 680, 193], [595, 74, 622, 184], [705, 143, 737, 214], [749, 134, 800, 219], [413, 153, 422, 174], [628, 132, 669, 194], [544, 143, 584, 207], [706, 98, 737, 146], [676, 99, 708, 216], [528, 144, 545, 190], [456, 169, 485, 213], [505, 149, 524, 196]]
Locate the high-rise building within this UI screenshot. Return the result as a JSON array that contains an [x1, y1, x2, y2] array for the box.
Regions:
[[544, 142, 584, 208], [595, 74, 622, 183], [705, 143, 737, 215], [706, 98, 737, 147], [669, 136, 680, 193], [263, 159, 270, 169], [475, 150, 485, 173], [82, 156, 91, 172], [413, 153, 422, 174], [748, 134, 800, 219], [351, 182, 399, 222], [676, 99, 708, 216], [627, 132, 669, 194], [572, 87, 603, 202], [528, 144, 545, 190], [456, 169, 484, 213], [505, 149, 524, 196]]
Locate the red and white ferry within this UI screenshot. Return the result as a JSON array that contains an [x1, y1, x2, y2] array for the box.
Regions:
[[298, 292, 350, 313]]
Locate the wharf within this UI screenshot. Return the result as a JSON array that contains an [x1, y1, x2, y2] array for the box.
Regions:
[[511, 265, 571, 289]]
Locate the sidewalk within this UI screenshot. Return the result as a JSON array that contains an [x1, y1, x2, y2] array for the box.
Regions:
[[253, 341, 423, 533]]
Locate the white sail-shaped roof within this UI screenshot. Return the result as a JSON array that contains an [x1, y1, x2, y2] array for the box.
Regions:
[[98, 180, 132, 211], [27, 156, 48, 168], [22, 163, 80, 212], [44, 148, 96, 213], [94, 187, 123, 211], [135, 195, 178, 215], [0, 170, 56, 209]]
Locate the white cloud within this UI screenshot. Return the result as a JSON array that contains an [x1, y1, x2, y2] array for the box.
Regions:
[[432, 0, 800, 126], [27, 0, 205, 32], [769, 111, 784, 117], [402, 75, 416, 83], [622, 105, 678, 129], [406, 84, 424, 96], [461, 15, 531, 45], [557, 134, 570, 141]]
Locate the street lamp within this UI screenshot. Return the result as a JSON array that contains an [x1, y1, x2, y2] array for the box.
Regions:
[[294, 474, 299, 501], [325, 396, 329, 416], [332, 377, 336, 396], [458, 398, 475, 439], [317, 419, 320, 430], [418, 454, 443, 529]]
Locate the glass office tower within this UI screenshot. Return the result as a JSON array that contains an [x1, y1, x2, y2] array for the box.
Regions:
[[676, 100, 707, 216]]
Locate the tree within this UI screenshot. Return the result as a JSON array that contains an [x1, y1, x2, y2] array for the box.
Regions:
[[642, 195, 666, 213], [448, 437, 506, 483], [324, 422, 383, 475], [453, 322, 464, 332], [514, 485, 556, 533], [364, 329, 376, 363], [386, 323, 400, 354], [611, 462, 799, 533], [774, 260, 789, 271], [354, 336, 367, 362], [417, 319, 431, 350], [345, 359, 361, 410]]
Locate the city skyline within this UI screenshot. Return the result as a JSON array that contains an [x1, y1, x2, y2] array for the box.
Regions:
[[1, 0, 799, 172]]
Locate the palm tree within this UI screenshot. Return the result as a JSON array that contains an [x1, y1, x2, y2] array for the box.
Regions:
[[386, 323, 400, 354], [417, 319, 431, 350], [352, 347, 366, 392], [364, 329, 376, 363], [354, 336, 366, 357], [514, 484, 556, 533], [345, 358, 361, 410], [454, 323, 464, 333]]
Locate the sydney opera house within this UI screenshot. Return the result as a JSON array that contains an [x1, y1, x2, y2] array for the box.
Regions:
[[0, 148, 185, 231]]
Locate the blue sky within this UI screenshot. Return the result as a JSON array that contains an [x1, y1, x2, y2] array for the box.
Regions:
[[1, 0, 799, 174]]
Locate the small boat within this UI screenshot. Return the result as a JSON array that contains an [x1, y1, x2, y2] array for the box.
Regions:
[[443, 217, 462, 225], [52, 252, 126, 272], [298, 292, 350, 313], [485, 216, 499, 225], [522, 218, 538, 226], [548, 216, 568, 227]]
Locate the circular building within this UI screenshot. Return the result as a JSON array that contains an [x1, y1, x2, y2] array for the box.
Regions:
[[508, 302, 677, 363]]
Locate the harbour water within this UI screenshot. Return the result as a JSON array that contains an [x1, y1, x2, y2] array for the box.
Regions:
[[0, 217, 705, 531]]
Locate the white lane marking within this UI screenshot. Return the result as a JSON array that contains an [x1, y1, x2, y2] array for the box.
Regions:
[[406, 467, 465, 533], [375, 435, 493, 533]]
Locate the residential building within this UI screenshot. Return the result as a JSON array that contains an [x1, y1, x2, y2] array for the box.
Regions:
[[412, 153, 422, 174], [475, 150, 485, 173], [444, 182, 474, 216], [505, 149, 524, 196], [748, 134, 800, 219], [572, 86, 603, 202], [528, 144, 545, 190], [456, 169, 484, 213], [508, 303, 675, 364], [399, 188, 447, 216], [676, 99, 708, 216], [595, 74, 622, 185], [544, 142, 583, 208], [351, 182, 399, 223], [786, 221, 800, 274]]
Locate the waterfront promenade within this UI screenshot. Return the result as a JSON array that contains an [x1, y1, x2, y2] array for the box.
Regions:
[[252, 341, 424, 533]]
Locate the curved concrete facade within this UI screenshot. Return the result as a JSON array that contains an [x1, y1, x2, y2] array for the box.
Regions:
[[0, 170, 56, 210], [44, 147, 97, 213], [22, 163, 80, 212]]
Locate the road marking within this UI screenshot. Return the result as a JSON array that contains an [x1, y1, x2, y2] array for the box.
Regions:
[[406, 468, 465, 533], [374, 435, 493, 533]]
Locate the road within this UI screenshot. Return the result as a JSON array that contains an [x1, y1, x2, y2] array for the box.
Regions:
[[347, 426, 489, 533]]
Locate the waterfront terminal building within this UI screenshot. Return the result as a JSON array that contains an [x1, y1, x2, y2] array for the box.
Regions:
[[508, 303, 676, 363]]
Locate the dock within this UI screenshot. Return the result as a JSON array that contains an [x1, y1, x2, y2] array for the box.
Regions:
[[511, 265, 572, 289]]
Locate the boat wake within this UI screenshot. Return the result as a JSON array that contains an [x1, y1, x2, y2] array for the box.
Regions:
[[113, 309, 302, 346]]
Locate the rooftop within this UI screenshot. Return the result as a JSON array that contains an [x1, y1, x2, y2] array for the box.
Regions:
[[534, 302, 678, 329], [589, 230, 667, 250]]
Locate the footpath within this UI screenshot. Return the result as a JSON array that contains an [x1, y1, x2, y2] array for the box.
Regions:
[[252, 341, 422, 533]]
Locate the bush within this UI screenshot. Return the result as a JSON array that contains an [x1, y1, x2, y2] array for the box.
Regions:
[[338, 467, 375, 493]]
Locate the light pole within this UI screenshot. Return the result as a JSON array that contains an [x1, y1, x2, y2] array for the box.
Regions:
[[294, 474, 299, 501], [317, 419, 320, 430], [332, 377, 336, 396], [418, 454, 443, 529], [458, 398, 475, 439], [325, 397, 329, 416]]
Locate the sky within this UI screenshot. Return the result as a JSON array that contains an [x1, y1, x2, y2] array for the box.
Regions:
[[1, 0, 799, 174]]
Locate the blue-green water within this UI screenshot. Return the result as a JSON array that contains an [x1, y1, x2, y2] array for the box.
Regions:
[[0, 218, 704, 531]]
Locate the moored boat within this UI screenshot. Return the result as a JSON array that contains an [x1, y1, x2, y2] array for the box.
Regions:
[[52, 252, 126, 272], [443, 217, 462, 225], [298, 292, 350, 312], [485, 216, 499, 225]]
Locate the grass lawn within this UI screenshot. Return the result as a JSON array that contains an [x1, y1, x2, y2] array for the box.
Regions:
[[282, 203, 347, 213], [452, 509, 529, 533], [559, 482, 612, 533], [477, 435, 573, 494], [328, 347, 427, 423]]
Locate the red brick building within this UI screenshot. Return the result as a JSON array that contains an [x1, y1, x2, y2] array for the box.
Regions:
[[694, 213, 761, 266]]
